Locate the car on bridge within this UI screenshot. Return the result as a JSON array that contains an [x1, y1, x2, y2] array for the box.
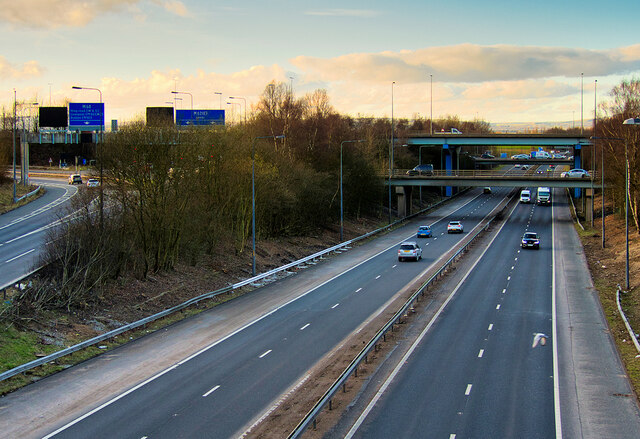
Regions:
[[447, 221, 464, 233], [511, 154, 529, 160], [562, 168, 591, 178], [521, 232, 540, 249], [416, 225, 432, 238], [407, 164, 434, 176], [398, 242, 422, 262]]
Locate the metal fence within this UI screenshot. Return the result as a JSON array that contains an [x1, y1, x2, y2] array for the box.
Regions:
[[0, 194, 459, 383], [287, 192, 514, 438]]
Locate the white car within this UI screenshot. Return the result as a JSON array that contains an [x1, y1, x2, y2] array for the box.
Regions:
[[563, 168, 590, 178], [398, 242, 422, 262], [520, 190, 531, 203], [447, 221, 464, 234], [86, 178, 100, 188]]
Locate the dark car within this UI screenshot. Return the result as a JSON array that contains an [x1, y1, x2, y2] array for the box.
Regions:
[[481, 152, 495, 159], [521, 232, 540, 249], [407, 164, 434, 176]]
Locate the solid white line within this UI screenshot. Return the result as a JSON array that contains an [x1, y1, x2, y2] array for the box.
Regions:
[[5, 248, 35, 263], [345, 198, 518, 438], [46, 188, 494, 439], [355, 288, 362, 293], [259, 350, 272, 359], [488, 323, 493, 331], [299, 323, 310, 331], [331, 303, 340, 309], [202, 385, 220, 397], [478, 349, 484, 358], [465, 384, 472, 395], [552, 196, 563, 438]]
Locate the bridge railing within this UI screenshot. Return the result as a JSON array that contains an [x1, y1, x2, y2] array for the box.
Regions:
[[389, 168, 597, 180]]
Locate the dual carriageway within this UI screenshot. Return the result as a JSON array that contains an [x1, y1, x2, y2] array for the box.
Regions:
[[1, 135, 638, 438]]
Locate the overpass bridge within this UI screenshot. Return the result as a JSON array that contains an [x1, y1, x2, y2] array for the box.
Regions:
[[391, 133, 595, 218]]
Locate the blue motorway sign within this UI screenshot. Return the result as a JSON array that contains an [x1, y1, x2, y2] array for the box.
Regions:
[[176, 109, 225, 126], [69, 103, 105, 130]]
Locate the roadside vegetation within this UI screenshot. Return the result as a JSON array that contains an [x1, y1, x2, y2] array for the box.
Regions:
[[0, 79, 638, 400]]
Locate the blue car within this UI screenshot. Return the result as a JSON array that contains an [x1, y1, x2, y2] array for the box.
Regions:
[[417, 225, 432, 238]]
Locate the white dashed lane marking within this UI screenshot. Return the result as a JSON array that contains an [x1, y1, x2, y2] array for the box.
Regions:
[[331, 303, 340, 309], [259, 350, 272, 359], [202, 385, 220, 397], [300, 323, 310, 331], [465, 384, 473, 396]]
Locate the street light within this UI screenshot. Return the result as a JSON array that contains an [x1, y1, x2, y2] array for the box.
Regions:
[[622, 117, 640, 290], [340, 140, 364, 241], [214, 91, 223, 109], [229, 96, 247, 124], [252, 134, 285, 276], [227, 102, 240, 124], [72, 85, 102, 103], [171, 90, 193, 110], [389, 81, 395, 224]]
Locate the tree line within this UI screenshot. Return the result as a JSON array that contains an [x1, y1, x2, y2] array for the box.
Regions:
[[3, 78, 637, 318]]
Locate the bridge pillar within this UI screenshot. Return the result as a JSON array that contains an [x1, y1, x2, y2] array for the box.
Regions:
[[585, 187, 593, 223], [443, 144, 452, 197], [396, 185, 413, 218], [574, 143, 582, 198]]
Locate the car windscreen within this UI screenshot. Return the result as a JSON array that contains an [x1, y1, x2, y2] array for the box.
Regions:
[[523, 233, 537, 239], [400, 244, 415, 250]]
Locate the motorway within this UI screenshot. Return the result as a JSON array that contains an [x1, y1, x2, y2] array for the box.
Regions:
[[0, 179, 78, 288], [3, 164, 639, 438], [2, 186, 514, 438], [347, 185, 556, 438]]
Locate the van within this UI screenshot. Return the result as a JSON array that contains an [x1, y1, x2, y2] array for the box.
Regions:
[[520, 190, 531, 203]]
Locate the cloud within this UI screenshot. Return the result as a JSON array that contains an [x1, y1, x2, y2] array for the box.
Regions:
[[291, 43, 640, 84], [153, 0, 189, 17], [0, 56, 44, 80], [304, 9, 380, 18], [0, 0, 189, 29], [93, 64, 288, 122]]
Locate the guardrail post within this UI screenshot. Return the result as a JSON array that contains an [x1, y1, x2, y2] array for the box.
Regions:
[[313, 419, 316, 430], [355, 366, 358, 377], [329, 399, 332, 410]]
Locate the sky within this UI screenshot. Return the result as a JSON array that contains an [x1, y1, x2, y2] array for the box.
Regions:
[[1, 0, 639, 127]]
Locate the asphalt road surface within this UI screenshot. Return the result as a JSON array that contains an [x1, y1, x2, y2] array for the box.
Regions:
[[344, 188, 640, 439], [0, 179, 77, 288], [2, 187, 513, 439]]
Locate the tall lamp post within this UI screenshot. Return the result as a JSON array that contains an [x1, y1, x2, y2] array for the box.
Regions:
[[214, 91, 223, 109], [72, 85, 104, 228], [340, 140, 364, 241], [227, 102, 240, 124], [12, 89, 16, 203], [252, 135, 285, 276], [229, 96, 247, 124], [171, 90, 193, 110], [622, 117, 640, 290], [590, 135, 621, 249], [389, 81, 395, 224]]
